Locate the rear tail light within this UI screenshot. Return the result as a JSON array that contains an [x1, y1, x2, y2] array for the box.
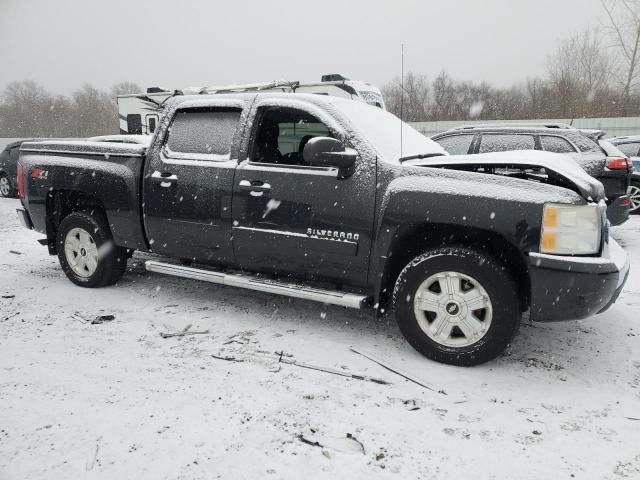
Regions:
[[16, 161, 24, 199], [606, 156, 630, 170], [618, 196, 631, 207]]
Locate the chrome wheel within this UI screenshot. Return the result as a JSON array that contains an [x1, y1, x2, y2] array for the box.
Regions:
[[0, 176, 9, 197], [413, 271, 493, 348], [628, 184, 640, 212], [64, 227, 99, 277]]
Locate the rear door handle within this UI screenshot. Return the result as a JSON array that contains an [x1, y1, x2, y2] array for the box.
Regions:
[[238, 179, 271, 193], [151, 171, 178, 187]]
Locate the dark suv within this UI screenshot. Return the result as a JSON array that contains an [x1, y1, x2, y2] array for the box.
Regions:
[[432, 126, 632, 225], [609, 135, 640, 214]]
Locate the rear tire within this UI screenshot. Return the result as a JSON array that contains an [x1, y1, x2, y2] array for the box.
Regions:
[[56, 211, 128, 287], [393, 247, 521, 366]]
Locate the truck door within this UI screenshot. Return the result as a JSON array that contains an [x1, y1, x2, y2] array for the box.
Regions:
[[231, 103, 376, 285], [142, 99, 247, 263]]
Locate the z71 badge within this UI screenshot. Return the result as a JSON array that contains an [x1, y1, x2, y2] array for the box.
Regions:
[[307, 228, 359, 241]]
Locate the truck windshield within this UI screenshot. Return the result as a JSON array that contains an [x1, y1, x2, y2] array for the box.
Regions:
[[334, 100, 447, 163]]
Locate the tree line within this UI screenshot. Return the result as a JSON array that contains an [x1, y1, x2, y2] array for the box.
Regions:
[[383, 1, 640, 121], [1, 1, 639, 136], [0, 81, 140, 138]]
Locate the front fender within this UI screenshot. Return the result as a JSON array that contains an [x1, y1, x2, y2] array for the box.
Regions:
[[369, 168, 585, 299]]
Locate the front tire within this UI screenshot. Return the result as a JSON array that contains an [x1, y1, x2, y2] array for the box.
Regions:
[[56, 211, 128, 287], [393, 247, 521, 366]]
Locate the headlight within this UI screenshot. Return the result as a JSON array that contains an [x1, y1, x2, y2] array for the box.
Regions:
[[540, 203, 601, 255]]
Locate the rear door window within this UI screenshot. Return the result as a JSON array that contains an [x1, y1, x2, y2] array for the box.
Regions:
[[616, 143, 640, 157], [434, 134, 474, 155], [541, 135, 576, 154], [478, 134, 535, 153], [165, 108, 241, 160]]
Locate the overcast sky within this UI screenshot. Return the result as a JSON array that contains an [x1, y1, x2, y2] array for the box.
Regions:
[[0, 0, 606, 94]]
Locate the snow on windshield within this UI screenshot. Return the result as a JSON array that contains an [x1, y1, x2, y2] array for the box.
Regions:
[[334, 101, 446, 162]]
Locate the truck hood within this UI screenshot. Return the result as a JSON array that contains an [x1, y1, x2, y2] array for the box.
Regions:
[[406, 150, 605, 202]]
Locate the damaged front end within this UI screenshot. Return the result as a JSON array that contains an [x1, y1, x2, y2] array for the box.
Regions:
[[407, 150, 606, 203]]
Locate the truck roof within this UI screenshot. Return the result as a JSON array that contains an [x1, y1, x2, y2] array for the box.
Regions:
[[166, 91, 355, 108]]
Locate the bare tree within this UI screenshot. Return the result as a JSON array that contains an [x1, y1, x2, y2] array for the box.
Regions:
[[110, 82, 142, 98], [71, 84, 118, 136], [431, 71, 458, 120], [547, 27, 613, 117], [0, 80, 147, 137], [0, 80, 62, 137], [601, 0, 640, 112], [381, 72, 430, 121]]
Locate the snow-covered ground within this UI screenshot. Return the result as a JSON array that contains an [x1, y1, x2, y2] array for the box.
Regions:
[[0, 197, 639, 480]]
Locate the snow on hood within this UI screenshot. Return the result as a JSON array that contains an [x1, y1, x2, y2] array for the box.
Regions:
[[406, 150, 606, 202], [332, 100, 447, 160]]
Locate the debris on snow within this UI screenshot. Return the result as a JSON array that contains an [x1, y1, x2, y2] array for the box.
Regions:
[[252, 350, 390, 385], [159, 324, 210, 338], [345, 433, 365, 454], [298, 434, 323, 448], [71, 312, 115, 324], [91, 315, 115, 325], [211, 353, 244, 363], [350, 347, 442, 393]]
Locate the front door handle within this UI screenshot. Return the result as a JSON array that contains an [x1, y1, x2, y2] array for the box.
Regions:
[[238, 179, 271, 193], [151, 171, 178, 188]]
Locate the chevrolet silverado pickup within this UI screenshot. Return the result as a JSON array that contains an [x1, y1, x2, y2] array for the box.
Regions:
[[15, 93, 630, 366]]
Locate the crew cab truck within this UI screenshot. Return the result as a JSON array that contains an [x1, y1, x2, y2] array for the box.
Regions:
[[15, 93, 630, 366]]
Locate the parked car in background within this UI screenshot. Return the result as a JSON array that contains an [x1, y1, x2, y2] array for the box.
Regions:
[[432, 126, 632, 225], [609, 135, 640, 214], [0, 140, 30, 198]]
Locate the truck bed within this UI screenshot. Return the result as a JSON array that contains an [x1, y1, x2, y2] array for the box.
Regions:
[[18, 140, 148, 251]]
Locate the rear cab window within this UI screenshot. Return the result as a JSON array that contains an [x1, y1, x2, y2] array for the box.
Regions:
[[478, 134, 535, 153], [434, 134, 474, 155], [165, 108, 241, 161]]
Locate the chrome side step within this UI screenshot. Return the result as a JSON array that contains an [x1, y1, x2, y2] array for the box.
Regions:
[[145, 260, 368, 309]]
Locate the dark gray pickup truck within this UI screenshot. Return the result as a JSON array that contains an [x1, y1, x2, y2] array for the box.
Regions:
[[15, 93, 629, 365]]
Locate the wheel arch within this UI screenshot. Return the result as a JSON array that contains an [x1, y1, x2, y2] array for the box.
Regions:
[[375, 222, 530, 313], [45, 190, 107, 254]]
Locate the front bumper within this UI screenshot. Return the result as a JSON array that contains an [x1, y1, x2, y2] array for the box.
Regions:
[[16, 207, 33, 230], [528, 238, 629, 321]]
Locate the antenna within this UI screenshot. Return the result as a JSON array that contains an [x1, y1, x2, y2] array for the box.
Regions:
[[400, 43, 404, 159]]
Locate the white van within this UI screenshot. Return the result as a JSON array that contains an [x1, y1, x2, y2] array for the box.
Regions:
[[116, 74, 385, 134]]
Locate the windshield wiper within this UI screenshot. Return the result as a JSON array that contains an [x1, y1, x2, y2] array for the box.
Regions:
[[399, 153, 446, 163]]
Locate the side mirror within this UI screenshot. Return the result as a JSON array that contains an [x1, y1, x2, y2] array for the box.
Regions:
[[303, 137, 357, 173]]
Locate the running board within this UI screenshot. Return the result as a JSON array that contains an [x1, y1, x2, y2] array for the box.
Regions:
[[144, 260, 368, 309]]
